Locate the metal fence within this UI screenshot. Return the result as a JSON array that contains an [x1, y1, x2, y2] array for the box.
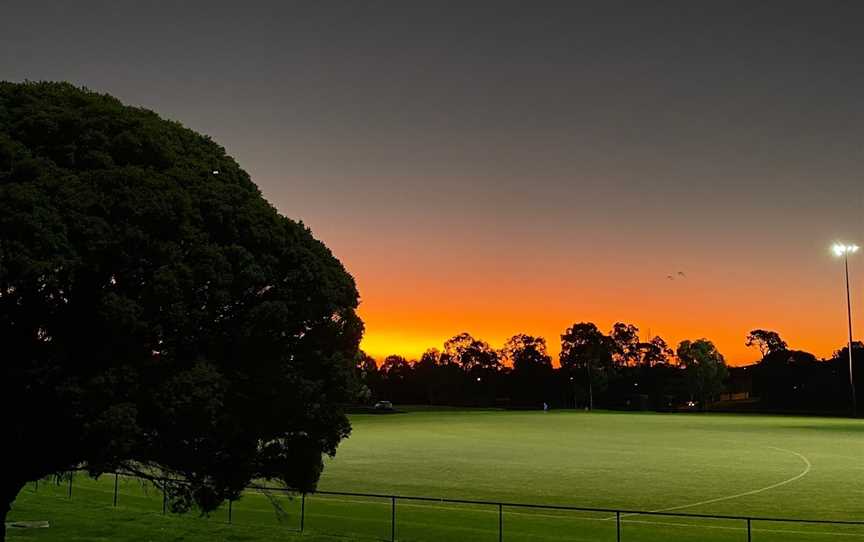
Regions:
[[25, 472, 864, 542]]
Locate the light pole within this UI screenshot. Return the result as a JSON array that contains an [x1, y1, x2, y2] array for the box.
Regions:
[[833, 243, 860, 417]]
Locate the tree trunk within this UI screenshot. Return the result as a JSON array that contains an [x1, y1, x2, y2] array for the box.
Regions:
[[1, 479, 26, 542]]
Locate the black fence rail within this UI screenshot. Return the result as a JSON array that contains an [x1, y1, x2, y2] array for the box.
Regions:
[[25, 472, 864, 542]]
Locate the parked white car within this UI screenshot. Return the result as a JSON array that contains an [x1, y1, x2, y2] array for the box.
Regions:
[[374, 400, 394, 411]]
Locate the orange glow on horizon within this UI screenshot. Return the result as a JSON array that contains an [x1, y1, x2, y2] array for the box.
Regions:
[[347, 243, 860, 367], [359, 316, 849, 367], [302, 183, 862, 370]]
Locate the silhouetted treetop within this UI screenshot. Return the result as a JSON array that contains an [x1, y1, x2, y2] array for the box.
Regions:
[[610, 322, 640, 366], [559, 323, 615, 371], [638, 336, 673, 367], [746, 329, 788, 358], [443, 332, 500, 372], [502, 334, 552, 372]]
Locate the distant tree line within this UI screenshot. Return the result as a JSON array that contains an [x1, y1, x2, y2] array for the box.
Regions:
[[354, 323, 728, 411], [354, 325, 861, 415]]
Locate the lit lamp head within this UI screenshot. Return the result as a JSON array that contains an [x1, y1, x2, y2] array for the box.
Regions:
[[832, 243, 860, 257]]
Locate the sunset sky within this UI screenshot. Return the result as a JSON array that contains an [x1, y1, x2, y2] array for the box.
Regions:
[[3, 1, 862, 364]]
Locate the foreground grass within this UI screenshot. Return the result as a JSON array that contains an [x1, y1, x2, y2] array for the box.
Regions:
[[9, 409, 864, 541], [8, 486, 331, 542]]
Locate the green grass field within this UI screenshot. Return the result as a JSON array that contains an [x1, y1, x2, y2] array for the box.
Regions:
[[8, 409, 864, 541]]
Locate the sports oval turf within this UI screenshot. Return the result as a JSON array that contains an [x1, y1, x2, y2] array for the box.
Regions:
[[9, 409, 864, 541]]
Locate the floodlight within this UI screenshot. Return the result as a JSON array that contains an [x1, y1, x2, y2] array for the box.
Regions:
[[833, 243, 860, 257], [831, 241, 859, 416]]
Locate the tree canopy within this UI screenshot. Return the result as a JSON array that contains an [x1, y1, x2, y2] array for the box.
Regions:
[[502, 334, 552, 373], [676, 339, 728, 408], [560, 322, 615, 409], [0, 82, 362, 534], [746, 329, 788, 358], [637, 336, 673, 367], [443, 332, 500, 373], [610, 322, 640, 366]]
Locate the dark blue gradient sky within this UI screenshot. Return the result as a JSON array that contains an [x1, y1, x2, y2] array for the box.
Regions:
[[3, 1, 863, 362]]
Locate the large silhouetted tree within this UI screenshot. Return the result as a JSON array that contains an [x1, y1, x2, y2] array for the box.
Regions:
[[502, 334, 552, 373], [610, 322, 641, 366], [379, 355, 416, 403], [560, 323, 615, 410], [0, 82, 362, 537], [418, 348, 443, 367], [443, 333, 501, 404], [502, 334, 553, 406], [444, 332, 500, 373], [676, 339, 728, 409], [380, 355, 412, 378], [413, 348, 465, 404], [638, 336, 673, 367], [413, 348, 441, 403]]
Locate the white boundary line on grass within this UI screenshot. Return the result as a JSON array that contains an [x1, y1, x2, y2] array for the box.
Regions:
[[608, 445, 812, 520], [252, 444, 814, 526], [39, 455, 860, 540]]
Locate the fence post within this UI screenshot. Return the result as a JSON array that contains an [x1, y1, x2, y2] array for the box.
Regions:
[[67, 473, 73, 499], [391, 496, 396, 542], [616, 511, 621, 542], [498, 503, 503, 542], [300, 493, 305, 533], [34, 479, 38, 492], [113, 473, 119, 507], [747, 518, 751, 542], [228, 499, 233, 524]]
